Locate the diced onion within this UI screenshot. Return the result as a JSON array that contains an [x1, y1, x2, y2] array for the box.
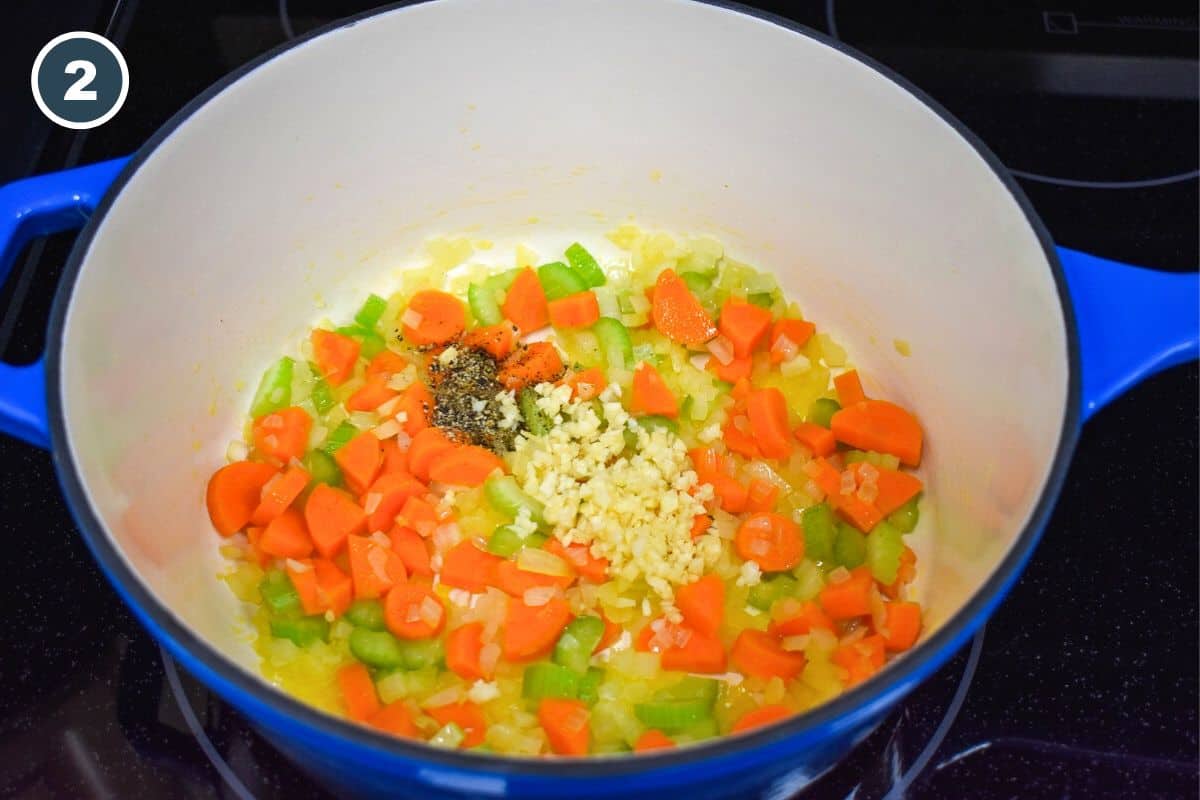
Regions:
[[370, 531, 392, 548], [395, 431, 413, 451], [744, 461, 791, 490], [523, 586, 560, 607], [782, 635, 809, 652], [448, 588, 472, 607], [828, 566, 851, 584], [478, 643, 501, 676], [858, 463, 880, 481], [400, 308, 424, 330], [259, 472, 283, 500], [432, 523, 461, 553], [803, 480, 825, 501], [405, 604, 422, 623], [375, 395, 403, 417], [770, 333, 798, 361], [840, 469, 857, 496], [706, 335, 735, 366], [373, 419, 401, 440], [749, 538, 771, 557], [226, 440, 249, 463], [419, 596, 443, 626], [367, 546, 391, 582], [517, 548, 572, 577], [672, 626, 692, 648], [856, 480, 879, 504], [363, 492, 383, 514], [779, 353, 812, 376], [745, 514, 774, 534], [285, 558, 310, 573], [421, 686, 464, 709]]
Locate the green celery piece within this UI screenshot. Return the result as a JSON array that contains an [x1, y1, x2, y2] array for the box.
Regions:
[[310, 380, 336, 415], [634, 700, 713, 734], [622, 427, 639, 451], [634, 415, 679, 435], [522, 662, 580, 701], [591, 317, 634, 370], [483, 474, 546, 525], [259, 570, 301, 617], [537, 261, 588, 300], [675, 717, 720, 742], [398, 638, 444, 670], [250, 357, 294, 418], [349, 628, 407, 669], [832, 522, 867, 569], [866, 521, 905, 584], [269, 616, 329, 646], [747, 574, 799, 611], [807, 398, 841, 429], [565, 242, 606, 288], [577, 667, 604, 706], [747, 292, 775, 308], [321, 421, 358, 454], [354, 294, 388, 329], [617, 292, 636, 315], [336, 325, 384, 358], [303, 449, 342, 488], [484, 268, 521, 295], [888, 497, 920, 533], [653, 676, 719, 707], [553, 616, 605, 674], [679, 271, 713, 295], [468, 283, 504, 326], [519, 387, 552, 435], [430, 723, 465, 749], [345, 599, 386, 630], [801, 503, 837, 564], [487, 525, 547, 557]]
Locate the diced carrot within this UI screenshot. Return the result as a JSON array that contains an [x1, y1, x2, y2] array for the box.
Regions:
[[347, 534, 407, 600], [206, 461, 278, 536], [730, 629, 807, 681], [564, 367, 607, 401], [706, 353, 753, 383], [735, 512, 804, 572], [313, 558, 354, 616], [662, 629, 726, 673], [850, 463, 923, 516], [389, 525, 433, 577], [501, 267, 550, 335], [427, 702, 487, 748], [397, 381, 434, 437], [650, 269, 717, 346], [334, 431, 383, 497], [596, 614, 621, 653], [687, 447, 723, 476], [548, 291, 601, 329], [406, 428, 456, 483], [674, 574, 724, 637], [631, 363, 678, 418], [731, 704, 790, 733], [730, 377, 753, 405], [539, 698, 589, 756], [830, 399, 923, 467], [745, 478, 779, 513], [380, 438, 408, 476], [493, 560, 574, 597], [768, 600, 834, 637], [543, 539, 608, 583], [427, 445, 506, 487], [768, 319, 815, 364], [368, 701, 419, 738], [446, 622, 489, 681], [836, 491, 883, 533], [702, 471, 749, 514], [338, 663, 380, 721], [634, 730, 675, 752], [397, 495, 438, 535], [691, 513, 712, 539], [497, 342, 565, 391], [347, 374, 398, 412], [461, 323, 516, 360], [833, 369, 866, 406], [312, 329, 360, 387], [252, 407, 312, 463], [722, 419, 761, 459], [440, 541, 503, 593], [244, 526, 271, 567], [882, 546, 917, 600], [819, 566, 874, 619], [746, 388, 793, 459], [401, 290, 466, 346], [286, 559, 321, 614], [793, 422, 837, 458], [364, 471, 426, 533], [833, 634, 886, 686], [384, 582, 446, 639], [718, 299, 773, 357], [250, 464, 310, 527], [304, 484, 367, 558], [366, 350, 409, 378], [879, 601, 922, 651], [503, 596, 572, 661], [258, 508, 314, 559]]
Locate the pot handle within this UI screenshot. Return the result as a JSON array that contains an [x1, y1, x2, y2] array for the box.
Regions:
[[1058, 246, 1198, 422], [0, 158, 129, 448]]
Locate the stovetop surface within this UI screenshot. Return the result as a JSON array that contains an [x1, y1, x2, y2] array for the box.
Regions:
[[1, 2, 1196, 798]]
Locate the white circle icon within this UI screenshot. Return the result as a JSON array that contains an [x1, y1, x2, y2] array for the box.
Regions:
[[31, 32, 130, 131]]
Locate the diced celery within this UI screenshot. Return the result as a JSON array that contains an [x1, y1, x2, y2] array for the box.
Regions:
[[345, 599, 386, 630], [554, 616, 605, 674], [375, 666, 438, 703], [866, 521, 904, 584], [748, 292, 775, 309], [801, 503, 837, 564], [747, 574, 798, 611], [350, 628, 406, 669], [591, 317, 634, 369], [522, 662, 580, 701], [565, 242, 606, 287], [537, 261, 588, 300], [484, 267, 521, 294], [519, 387, 551, 435], [354, 294, 388, 329], [398, 637, 444, 670], [653, 676, 719, 707], [269, 616, 329, 646], [487, 525, 547, 557], [468, 282, 503, 326], [633, 700, 713, 734], [679, 271, 712, 295], [430, 722, 465, 749], [888, 497, 920, 533], [674, 717, 720, 743], [807, 398, 841, 429], [259, 569, 301, 617], [310, 375, 336, 415], [791, 559, 825, 601], [483, 475, 546, 525], [321, 421, 358, 454], [577, 667, 604, 706], [832, 523, 867, 569], [250, 357, 294, 418], [303, 449, 342, 487], [336, 325, 384, 358]]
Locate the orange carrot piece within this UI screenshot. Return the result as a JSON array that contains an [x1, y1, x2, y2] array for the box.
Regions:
[[745, 478, 780, 513], [346, 534, 407, 600], [497, 342, 565, 391], [674, 574, 725, 637], [731, 704, 790, 733], [397, 495, 438, 535], [548, 291, 601, 329], [631, 363, 678, 418], [819, 566, 874, 619], [244, 526, 271, 567], [836, 491, 883, 533], [364, 471, 426, 533], [793, 421, 837, 457], [366, 350, 408, 378], [384, 582, 445, 639], [338, 663, 380, 721], [503, 596, 572, 662], [833, 369, 866, 406], [854, 463, 923, 516], [830, 399, 923, 467], [539, 699, 590, 756], [730, 629, 807, 681], [427, 702, 488, 748], [882, 546, 917, 600], [768, 319, 815, 363], [427, 444, 506, 487], [305, 484, 367, 558], [661, 629, 726, 673], [206, 461, 278, 536], [312, 329, 360, 387], [502, 267, 550, 335], [735, 512, 804, 572], [718, 299, 773, 357], [768, 600, 835, 637], [334, 431, 383, 496], [406, 427, 456, 483], [312, 558, 353, 616], [879, 601, 922, 651], [347, 374, 398, 412], [397, 381, 434, 437], [401, 290, 466, 346], [252, 407, 312, 463], [596, 614, 621, 653], [388, 525, 433, 577], [722, 418, 761, 459], [691, 513, 712, 539], [250, 464, 310, 527], [286, 559, 321, 615], [634, 730, 676, 752], [746, 388, 794, 459], [446, 622, 489, 681], [440, 541, 503, 594], [493, 560, 574, 597], [461, 323, 516, 361], [650, 269, 717, 346], [564, 367, 607, 401], [380, 438, 408, 476], [706, 353, 753, 383], [368, 701, 419, 738], [833, 634, 886, 686], [543, 539, 608, 583], [258, 508, 314, 559]]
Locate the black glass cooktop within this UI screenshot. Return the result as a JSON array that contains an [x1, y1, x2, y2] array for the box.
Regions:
[[1, 3, 1196, 798]]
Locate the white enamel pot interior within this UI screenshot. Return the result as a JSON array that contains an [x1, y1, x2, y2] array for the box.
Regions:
[[49, 0, 1073, 779]]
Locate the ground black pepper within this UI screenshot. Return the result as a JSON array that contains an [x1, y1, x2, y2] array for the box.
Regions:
[[429, 346, 517, 452]]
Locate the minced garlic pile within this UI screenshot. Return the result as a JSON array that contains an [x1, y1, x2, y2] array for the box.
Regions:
[[510, 381, 721, 600]]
